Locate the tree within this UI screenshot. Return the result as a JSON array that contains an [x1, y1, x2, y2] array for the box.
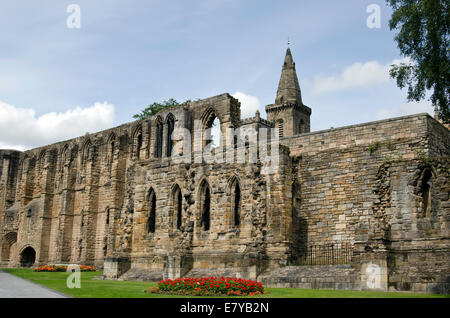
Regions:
[[387, 0, 449, 123], [133, 98, 192, 120]]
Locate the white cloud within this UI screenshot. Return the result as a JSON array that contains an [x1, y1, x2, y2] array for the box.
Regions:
[[0, 101, 115, 151], [312, 58, 411, 95], [376, 100, 434, 120], [232, 91, 260, 119]]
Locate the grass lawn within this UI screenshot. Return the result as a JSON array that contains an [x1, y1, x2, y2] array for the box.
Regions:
[[1, 268, 447, 298]]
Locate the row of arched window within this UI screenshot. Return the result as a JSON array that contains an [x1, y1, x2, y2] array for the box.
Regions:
[[27, 108, 225, 177], [144, 179, 241, 234], [132, 110, 222, 161]]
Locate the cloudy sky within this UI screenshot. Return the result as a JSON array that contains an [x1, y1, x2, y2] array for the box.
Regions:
[[0, 0, 435, 151]]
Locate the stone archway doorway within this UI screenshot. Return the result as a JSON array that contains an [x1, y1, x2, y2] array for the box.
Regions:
[[20, 246, 36, 267]]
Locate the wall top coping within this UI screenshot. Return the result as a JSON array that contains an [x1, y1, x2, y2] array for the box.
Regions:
[[281, 113, 441, 141]]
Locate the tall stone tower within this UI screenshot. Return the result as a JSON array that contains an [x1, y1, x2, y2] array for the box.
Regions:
[[266, 47, 311, 137]]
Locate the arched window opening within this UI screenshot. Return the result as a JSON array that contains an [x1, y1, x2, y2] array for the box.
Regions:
[[155, 120, 163, 158], [147, 189, 156, 233], [134, 129, 143, 160], [277, 120, 284, 138], [82, 141, 92, 169], [173, 186, 183, 230], [232, 181, 241, 227], [204, 113, 221, 149], [210, 118, 221, 148], [421, 169, 432, 217], [166, 115, 175, 157], [200, 181, 211, 231]]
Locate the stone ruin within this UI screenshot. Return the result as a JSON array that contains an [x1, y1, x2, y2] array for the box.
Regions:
[[0, 48, 448, 293]]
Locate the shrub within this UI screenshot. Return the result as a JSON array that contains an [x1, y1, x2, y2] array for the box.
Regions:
[[33, 264, 96, 272], [149, 277, 265, 296]]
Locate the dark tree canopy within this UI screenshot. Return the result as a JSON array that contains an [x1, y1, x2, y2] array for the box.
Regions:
[[387, 0, 449, 123], [133, 98, 192, 120]]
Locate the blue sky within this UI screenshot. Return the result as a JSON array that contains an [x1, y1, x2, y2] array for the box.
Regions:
[[0, 0, 435, 150]]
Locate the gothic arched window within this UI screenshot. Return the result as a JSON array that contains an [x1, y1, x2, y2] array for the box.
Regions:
[[147, 189, 156, 233], [81, 140, 92, 169], [202, 109, 221, 149], [155, 119, 163, 158], [199, 180, 211, 231], [133, 127, 142, 160], [173, 185, 183, 230], [166, 114, 175, 157], [231, 179, 241, 227]]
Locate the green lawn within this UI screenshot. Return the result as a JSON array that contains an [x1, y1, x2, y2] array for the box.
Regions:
[[1, 268, 447, 298]]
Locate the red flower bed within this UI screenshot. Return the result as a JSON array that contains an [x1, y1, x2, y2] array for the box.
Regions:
[[150, 277, 265, 296], [33, 265, 96, 272]]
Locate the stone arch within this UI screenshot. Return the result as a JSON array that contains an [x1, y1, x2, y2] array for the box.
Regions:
[[107, 132, 117, 151], [154, 116, 164, 158], [59, 144, 70, 172], [201, 107, 222, 148], [131, 124, 143, 160], [1, 232, 17, 263], [228, 176, 241, 227], [201, 107, 222, 128], [19, 246, 36, 267], [198, 178, 211, 231], [147, 187, 157, 233], [80, 138, 92, 168], [165, 113, 175, 157], [171, 183, 183, 231]]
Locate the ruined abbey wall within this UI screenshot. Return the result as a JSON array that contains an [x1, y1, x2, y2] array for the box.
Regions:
[[0, 94, 290, 277], [1, 47, 448, 293]]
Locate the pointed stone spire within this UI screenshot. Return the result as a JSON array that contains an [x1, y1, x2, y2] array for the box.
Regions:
[[275, 47, 303, 105]]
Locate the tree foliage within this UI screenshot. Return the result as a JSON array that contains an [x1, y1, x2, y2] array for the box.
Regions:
[[133, 98, 192, 120], [387, 0, 449, 123]]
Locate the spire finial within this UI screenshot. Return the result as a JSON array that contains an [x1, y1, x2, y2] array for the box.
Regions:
[[287, 36, 290, 48]]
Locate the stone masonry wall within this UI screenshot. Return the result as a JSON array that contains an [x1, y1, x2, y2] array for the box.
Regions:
[[0, 101, 448, 293], [282, 113, 449, 293]]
